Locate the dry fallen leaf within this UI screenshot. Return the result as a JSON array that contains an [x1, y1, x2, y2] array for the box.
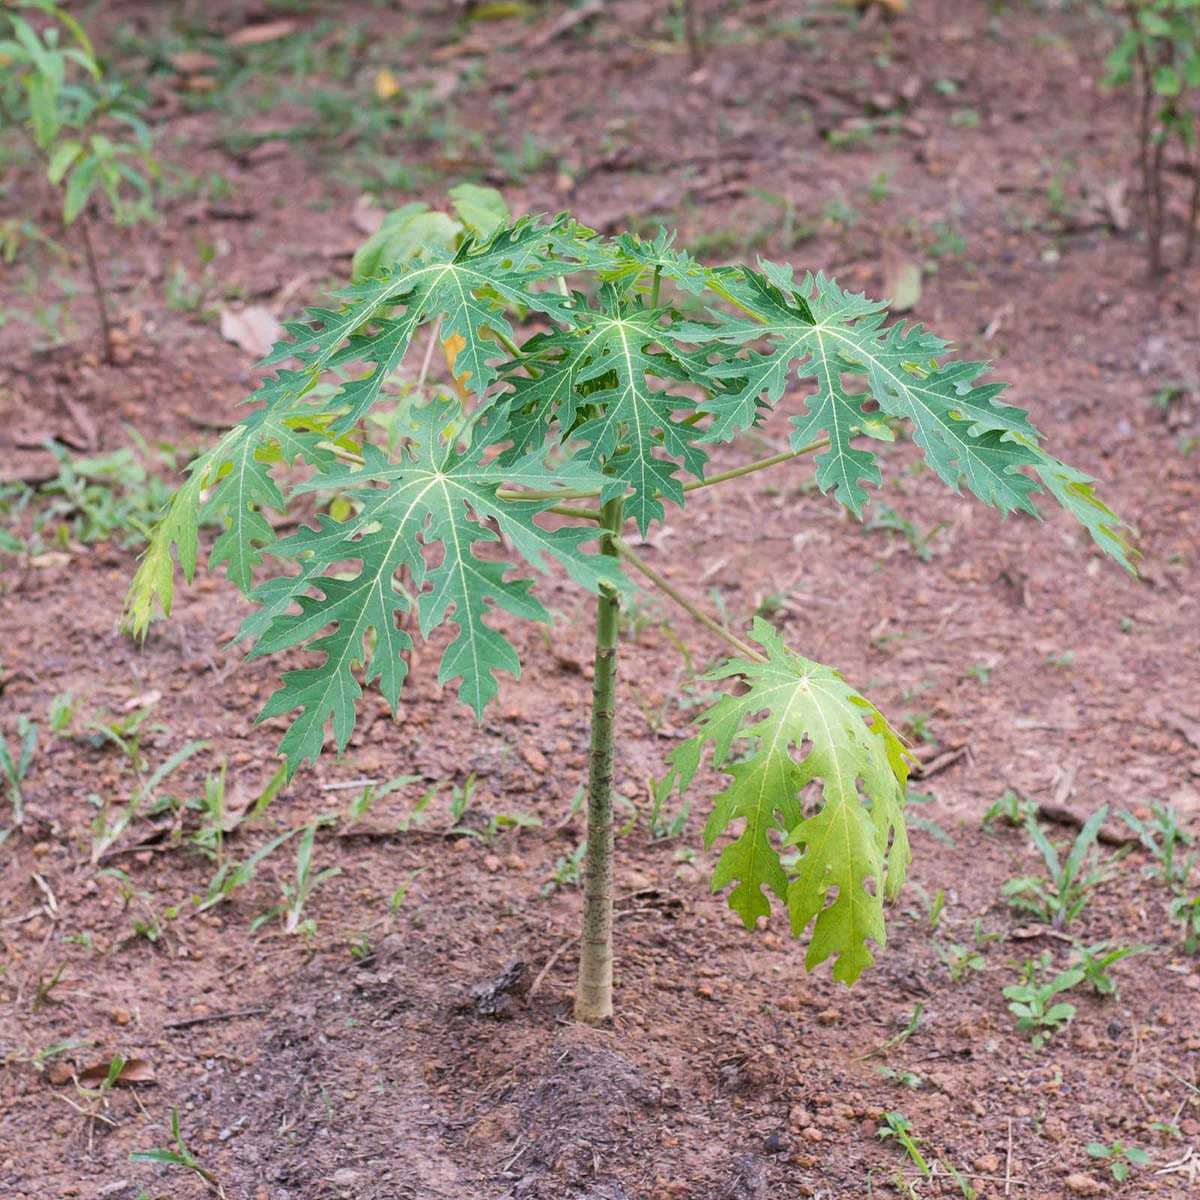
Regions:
[[227, 20, 299, 47], [374, 68, 400, 100], [30, 552, 71, 569], [352, 193, 385, 236], [169, 50, 221, 74], [123, 689, 161, 712], [78, 1057, 156, 1087], [885, 260, 922, 313], [220, 306, 283, 359]]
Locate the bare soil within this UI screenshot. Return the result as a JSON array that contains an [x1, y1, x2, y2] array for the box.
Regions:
[[2, 3, 1199, 1198]]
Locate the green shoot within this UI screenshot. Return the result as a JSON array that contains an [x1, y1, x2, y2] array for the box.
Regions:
[[1002, 956, 1083, 1050], [1068, 941, 1153, 998], [1085, 1140, 1151, 1183], [1117, 801, 1197, 893], [1001, 808, 1127, 929], [877, 1111, 932, 1178], [250, 821, 341, 935], [0, 714, 37, 832], [131, 1107, 225, 1197], [1169, 893, 1200, 954]]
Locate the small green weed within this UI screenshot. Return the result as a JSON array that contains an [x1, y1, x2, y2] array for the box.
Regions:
[[542, 841, 587, 897], [251, 821, 341, 935], [866, 504, 945, 562], [0, 1, 158, 360], [875, 1065, 923, 1089], [1104, 0, 1200, 274], [131, 1107, 224, 1196], [982, 788, 1036, 831], [97, 867, 177, 945], [89, 740, 207, 863], [1003, 955, 1082, 1049], [1001, 808, 1126, 930], [453, 808, 543, 847], [1085, 1140, 1150, 1183], [935, 941, 986, 983], [963, 661, 993, 685], [648, 776, 692, 839], [1118, 801, 1196, 892], [195, 826, 299, 914], [0, 715, 37, 833], [877, 1111, 931, 1179], [904, 790, 955, 848], [1169, 893, 1200, 954], [874, 1003, 925, 1055], [1068, 941, 1152, 998], [336, 773, 422, 825]]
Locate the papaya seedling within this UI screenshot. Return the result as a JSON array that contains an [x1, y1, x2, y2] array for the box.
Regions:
[[1104, 0, 1200, 275], [0, 0, 157, 359], [125, 203, 1131, 1022]]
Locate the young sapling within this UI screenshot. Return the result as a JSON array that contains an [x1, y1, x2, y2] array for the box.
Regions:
[[0, 1, 157, 360], [125, 202, 1132, 1021]]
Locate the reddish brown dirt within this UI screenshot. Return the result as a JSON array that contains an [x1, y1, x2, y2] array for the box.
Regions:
[[2, 3, 1199, 1198]]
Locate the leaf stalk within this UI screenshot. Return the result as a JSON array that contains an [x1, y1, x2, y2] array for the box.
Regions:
[[615, 539, 765, 664]]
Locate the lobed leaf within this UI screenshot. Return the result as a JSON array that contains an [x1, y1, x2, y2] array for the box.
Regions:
[[241, 398, 624, 775], [664, 618, 910, 985]]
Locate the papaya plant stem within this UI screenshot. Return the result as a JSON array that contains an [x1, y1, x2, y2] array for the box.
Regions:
[[574, 493, 623, 1024], [615, 539, 766, 664], [77, 214, 114, 364]]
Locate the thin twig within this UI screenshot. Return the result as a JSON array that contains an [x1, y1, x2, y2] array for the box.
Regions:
[[163, 1006, 269, 1030], [528, 935, 576, 998], [1004, 1117, 1013, 1197]]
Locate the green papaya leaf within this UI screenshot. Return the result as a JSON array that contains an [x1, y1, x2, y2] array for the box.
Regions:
[[664, 618, 910, 984]]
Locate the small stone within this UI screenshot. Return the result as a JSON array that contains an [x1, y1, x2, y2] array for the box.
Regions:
[[32, 841, 50, 856], [46, 1061, 73, 1086], [111, 1007, 131, 1025], [504, 854, 527, 871], [789, 1104, 814, 1128], [802, 1125, 824, 1142], [521, 745, 548, 773], [974, 1154, 1000, 1173], [1065, 1174, 1107, 1196], [482, 854, 502, 873], [332, 1168, 361, 1187], [817, 1007, 838, 1025]]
